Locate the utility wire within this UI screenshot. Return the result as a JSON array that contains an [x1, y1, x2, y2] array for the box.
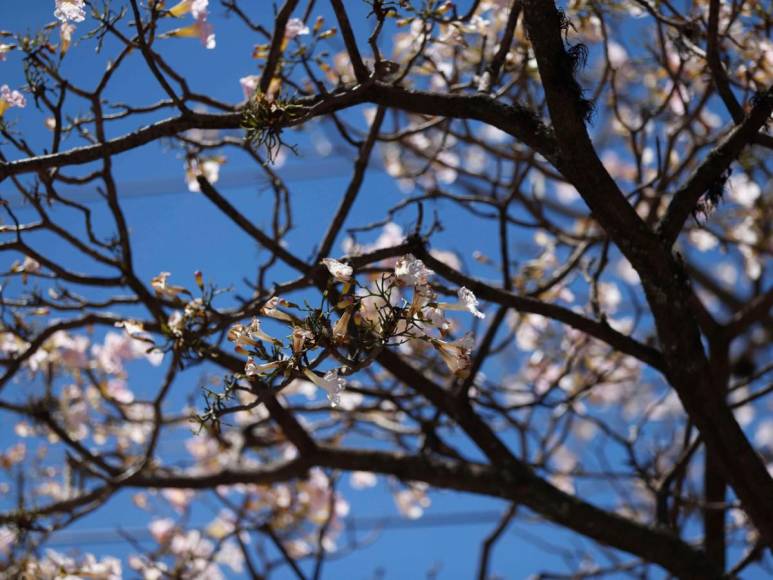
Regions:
[[45, 510, 507, 547], [4, 156, 384, 207]]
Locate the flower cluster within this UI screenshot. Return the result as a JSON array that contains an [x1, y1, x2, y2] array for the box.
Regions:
[[222, 255, 485, 414], [54, 0, 86, 53]]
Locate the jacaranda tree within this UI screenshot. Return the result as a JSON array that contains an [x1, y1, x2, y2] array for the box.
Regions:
[[0, 0, 771, 577]]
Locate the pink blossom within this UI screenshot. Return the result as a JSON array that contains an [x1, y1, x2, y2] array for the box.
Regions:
[[168, 0, 209, 20], [395, 254, 433, 287], [149, 518, 176, 544], [163, 488, 195, 512], [0, 526, 14, 556], [284, 18, 310, 40], [240, 75, 260, 100], [0, 85, 26, 116], [163, 19, 216, 49], [54, 0, 86, 23], [394, 483, 430, 519], [350, 471, 377, 489]]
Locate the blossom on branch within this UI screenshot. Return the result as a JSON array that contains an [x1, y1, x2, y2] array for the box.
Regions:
[[151, 272, 188, 299], [0, 85, 25, 116], [437, 287, 486, 319], [394, 254, 433, 287], [321, 257, 353, 283], [54, 0, 86, 23], [430, 334, 475, 378], [303, 368, 347, 407]]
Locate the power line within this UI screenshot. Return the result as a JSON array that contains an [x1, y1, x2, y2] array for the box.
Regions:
[[4, 156, 384, 207], [44, 510, 507, 547]]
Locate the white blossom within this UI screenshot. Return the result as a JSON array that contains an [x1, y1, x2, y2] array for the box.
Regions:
[[395, 255, 433, 287], [284, 18, 310, 39], [303, 368, 347, 407], [456, 287, 485, 318], [0, 85, 26, 116], [55, 0, 86, 23], [151, 272, 188, 299], [432, 334, 475, 378], [350, 471, 378, 489], [321, 257, 353, 283]]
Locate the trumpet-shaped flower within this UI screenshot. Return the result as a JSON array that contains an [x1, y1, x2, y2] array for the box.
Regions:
[[162, 19, 215, 49], [321, 258, 353, 283], [240, 75, 260, 100], [166, 0, 208, 19], [457, 287, 485, 318], [228, 318, 281, 349], [303, 368, 346, 407], [59, 22, 75, 54], [395, 255, 433, 287], [151, 272, 188, 299], [260, 297, 296, 323], [437, 287, 485, 319], [332, 308, 353, 343], [420, 305, 451, 334], [291, 326, 314, 353], [0, 85, 26, 117], [431, 334, 475, 378], [245, 356, 284, 377]]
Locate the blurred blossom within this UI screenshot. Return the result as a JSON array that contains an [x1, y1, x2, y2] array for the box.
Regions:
[[239, 75, 260, 100], [0, 44, 13, 61], [0, 526, 14, 556], [185, 157, 223, 192], [350, 471, 378, 489], [755, 420, 773, 450], [54, 0, 86, 23], [167, 0, 209, 19], [163, 488, 195, 512], [728, 173, 761, 207], [688, 229, 718, 252], [321, 257, 353, 282], [215, 540, 245, 573], [149, 518, 176, 544], [606, 41, 628, 68], [716, 262, 738, 286], [616, 258, 640, 284], [597, 282, 622, 314], [284, 18, 310, 39], [394, 483, 430, 519]]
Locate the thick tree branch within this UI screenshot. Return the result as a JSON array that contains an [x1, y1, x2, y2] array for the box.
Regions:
[[414, 246, 665, 372], [260, 0, 302, 93], [329, 0, 369, 82], [0, 85, 557, 183], [521, 1, 773, 549], [128, 446, 720, 579], [657, 85, 772, 245]]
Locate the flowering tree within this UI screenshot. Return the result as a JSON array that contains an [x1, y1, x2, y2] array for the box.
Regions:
[[0, 0, 771, 577]]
